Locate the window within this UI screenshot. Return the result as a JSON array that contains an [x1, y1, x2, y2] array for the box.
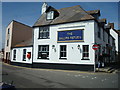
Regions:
[[82, 45, 89, 60], [39, 27, 49, 39], [108, 35, 110, 43], [7, 39, 9, 46], [103, 30, 104, 41], [98, 45, 101, 55], [98, 27, 101, 38], [112, 38, 115, 46], [8, 28, 10, 34], [23, 49, 26, 61], [38, 45, 49, 59], [60, 45, 67, 59], [47, 11, 54, 20], [13, 50, 16, 60]]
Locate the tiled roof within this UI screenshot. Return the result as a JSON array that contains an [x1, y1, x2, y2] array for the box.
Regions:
[[33, 5, 95, 27], [13, 38, 33, 48], [86, 10, 100, 15]]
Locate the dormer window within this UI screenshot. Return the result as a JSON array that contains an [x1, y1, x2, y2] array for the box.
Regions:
[[47, 11, 54, 20]]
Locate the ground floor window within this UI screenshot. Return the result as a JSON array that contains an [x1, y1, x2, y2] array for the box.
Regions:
[[23, 49, 26, 61], [38, 45, 49, 59], [13, 50, 16, 60], [60, 45, 67, 59], [82, 45, 89, 60]]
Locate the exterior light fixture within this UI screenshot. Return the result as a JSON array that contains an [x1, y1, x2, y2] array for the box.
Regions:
[[77, 45, 80, 49], [52, 45, 55, 49]]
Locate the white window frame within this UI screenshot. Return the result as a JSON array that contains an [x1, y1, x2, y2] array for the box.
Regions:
[[60, 45, 67, 59], [39, 27, 49, 39], [82, 45, 89, 60], [38, 45, 49, 59], [47, 11, 54, 20], [13, 50, 16, 60], [23, 49, 26, 61]]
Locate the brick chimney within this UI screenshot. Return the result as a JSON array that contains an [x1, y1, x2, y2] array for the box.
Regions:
[[108, 23, 114, 29]]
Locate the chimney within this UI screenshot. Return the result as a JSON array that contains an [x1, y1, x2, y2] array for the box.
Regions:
[[108, 23, 114, 29], [41, 2, 48, 14]]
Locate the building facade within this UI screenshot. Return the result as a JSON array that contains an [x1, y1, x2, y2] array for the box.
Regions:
[[31, 3, 118, 70], [11, 39, 33, 65], [4, 20, 33, 63], [9, 3, 119, 71]]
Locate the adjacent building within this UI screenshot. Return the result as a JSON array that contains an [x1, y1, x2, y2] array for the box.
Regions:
[[11, 38, 33, 66], [4, 20, 33, 63]]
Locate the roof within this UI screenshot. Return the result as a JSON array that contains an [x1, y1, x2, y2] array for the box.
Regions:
[[99, 18, 107, 24], [118, 30, 120, 36], [13, 38, 33, 48], [115, 30, 120, 36], [7, 20, 32, 29], [86, 10, 100, 16], [33, 5, 95, 27]]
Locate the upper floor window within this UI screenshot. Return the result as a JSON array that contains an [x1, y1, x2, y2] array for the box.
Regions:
[[98, 27, 101, 39], [108, 35, 110, 43], [38, 27, 49, 39], [103, 30, 105, 42], [112, 38, 115, 46], [7, 39, 9, 46], [82, 45, 89, 60], [8, 28, 10, 34], [13, 50, 16, 60], [23, 49, 26, 61], [46, 11, 54, 20]]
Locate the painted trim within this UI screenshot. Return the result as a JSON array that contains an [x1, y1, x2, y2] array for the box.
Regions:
[[12, 45, 33, 48]]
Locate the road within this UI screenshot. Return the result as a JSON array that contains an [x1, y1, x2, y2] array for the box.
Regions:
[[2, 61, 118, 88]]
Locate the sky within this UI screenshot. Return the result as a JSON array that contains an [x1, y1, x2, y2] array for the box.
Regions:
[[1, 2, 119, 50]]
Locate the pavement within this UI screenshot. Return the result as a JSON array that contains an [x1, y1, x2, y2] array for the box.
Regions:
[[96, 64, 120, 73]]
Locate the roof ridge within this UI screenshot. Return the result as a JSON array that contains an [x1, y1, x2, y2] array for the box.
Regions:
[[12, 20, 32, 28], [57, 5, 80, 11]]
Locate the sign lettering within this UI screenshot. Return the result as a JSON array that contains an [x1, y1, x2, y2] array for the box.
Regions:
[[58, 30, 83, 42]]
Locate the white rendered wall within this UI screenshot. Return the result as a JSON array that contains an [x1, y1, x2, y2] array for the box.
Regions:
[[33, 20, 95, 65], [110, 28, 119, 52], [94, 22, 108, 54], [11, 47, 32, 64]]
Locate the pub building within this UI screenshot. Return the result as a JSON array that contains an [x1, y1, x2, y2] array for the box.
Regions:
[[11, 3, 119, 71]]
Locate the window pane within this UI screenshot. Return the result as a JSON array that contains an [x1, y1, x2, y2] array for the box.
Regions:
[[82, 45, 89, 59], [60, 45, 67, 58], [39, 27, 49, 39], [38, 45, 49, 59]]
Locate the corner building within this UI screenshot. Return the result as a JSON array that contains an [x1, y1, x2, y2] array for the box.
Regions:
[[32, 3, 118, 70]]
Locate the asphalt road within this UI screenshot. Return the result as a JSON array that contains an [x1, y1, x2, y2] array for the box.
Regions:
[[2, 61, 118, 89]]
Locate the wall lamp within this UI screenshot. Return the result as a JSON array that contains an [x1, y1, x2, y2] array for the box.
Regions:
[[77, 45, 80, 49], [52, 45, 55, 49]]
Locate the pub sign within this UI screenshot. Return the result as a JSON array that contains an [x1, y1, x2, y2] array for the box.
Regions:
[[57, 30, 84, 42]]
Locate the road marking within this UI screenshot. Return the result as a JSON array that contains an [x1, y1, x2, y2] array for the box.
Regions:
[[2, 62, 108, 75]]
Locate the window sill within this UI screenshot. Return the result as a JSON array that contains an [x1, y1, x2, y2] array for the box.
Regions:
[[38, 38, 50, 39], [81, 59, 90, 60], [59, 58, 67, 60], [37, 58, 49, 60]]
